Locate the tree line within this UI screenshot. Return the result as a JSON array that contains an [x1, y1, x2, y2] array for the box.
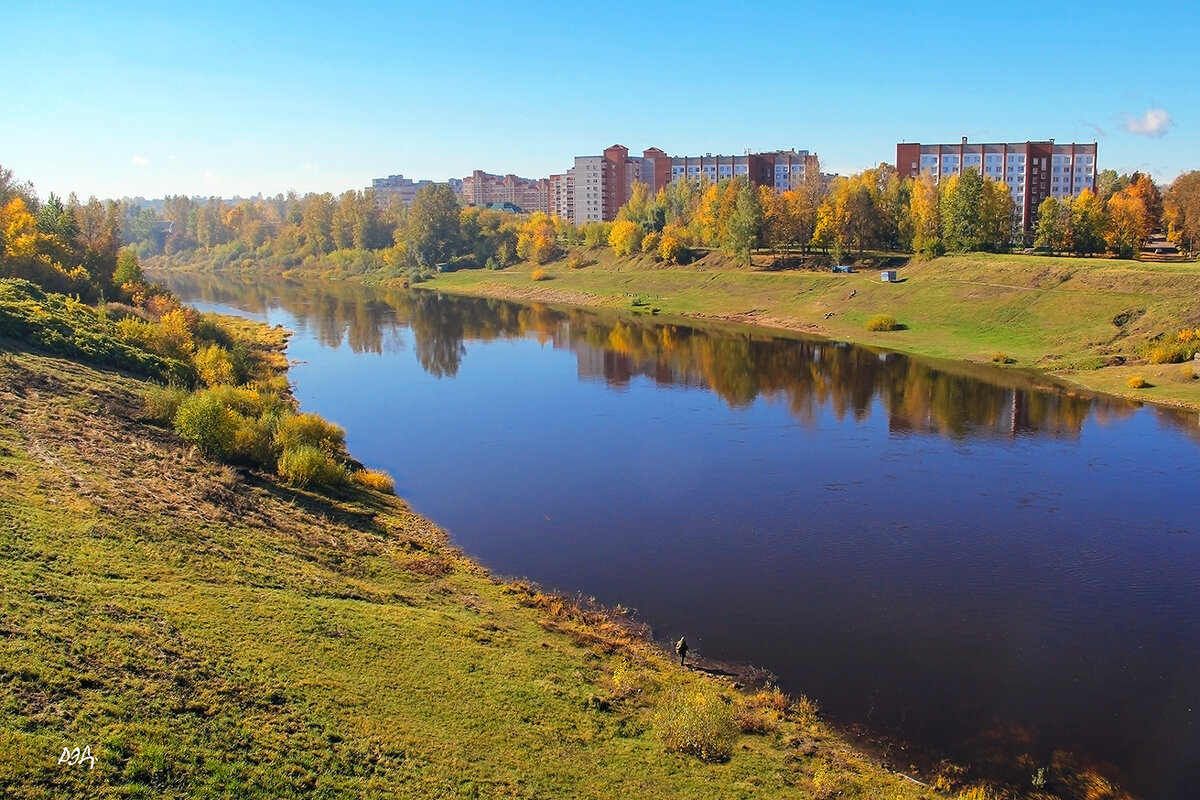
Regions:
[[594, 164, 1199, 264], [4, 161, 1198, 293]]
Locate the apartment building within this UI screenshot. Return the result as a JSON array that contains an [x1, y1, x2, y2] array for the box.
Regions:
[[549, 170, 575, 221], [370, 174, 433, 207], [461, 170, 550, 214], [567, 145, 819, 226], [572, 155, 608, 224], [668, 149, 818, 192], [896, 138, 1098, 230]]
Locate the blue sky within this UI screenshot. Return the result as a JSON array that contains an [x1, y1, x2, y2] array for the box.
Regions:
[[4, 0, 1197, 200]]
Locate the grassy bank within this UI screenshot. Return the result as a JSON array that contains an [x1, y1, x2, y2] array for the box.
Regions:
[[420, 250, 1200, 410], [0, 339, 957, 799]]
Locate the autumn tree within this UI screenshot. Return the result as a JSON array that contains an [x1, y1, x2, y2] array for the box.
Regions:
[[516, 212, 557, 264], [909, 172, 942, 257], [758, 186, 786, 252], [658, 224, 687, 263], [940, 170, 985, 251], [404, 184, 461, 269], [608, 218, 643, 257], [820, 172, 885, 257], [299, 193, 334, 256], [616, 182, 665, 233], [873, 164, 909, 250], [1164, 170, 1200, 252], [193, 198, 232, 252], [978, 178, 1015, 251], [461, 207, 517, 267], [1035, 197, 1069, 254], [810, 203, 836, 257], [580, 221, 613, 248], [113, 247, 143, 287], [1068, 190, 1106, 256], [663, 176, 704, 228], [1105, 190, 1147, 258], [1126, 174, 1163, 237], [796, 159, 828, 252], [0, 197, 88, 295], [331, 191, 359, 250], [691, 181, 725, 247], [723, 179, 761, 264]]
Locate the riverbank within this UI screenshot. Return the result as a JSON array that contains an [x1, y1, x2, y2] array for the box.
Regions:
[[416, 249, 1200, 412], [0, 337, 955, 798]]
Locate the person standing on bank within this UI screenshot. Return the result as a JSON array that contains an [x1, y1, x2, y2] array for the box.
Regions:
[[675, 636, 688, 667]]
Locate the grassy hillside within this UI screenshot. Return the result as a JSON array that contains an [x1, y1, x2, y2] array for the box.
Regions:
[[0, 341, 952, 799], [421, 250, 1200, 410]]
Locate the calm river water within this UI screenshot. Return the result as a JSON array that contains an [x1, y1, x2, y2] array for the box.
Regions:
[[160, 273, 1200, 800]]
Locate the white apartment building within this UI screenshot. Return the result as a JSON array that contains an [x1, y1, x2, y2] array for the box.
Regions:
[[549, 170, 575, 221], [573, 156, 606, 224]]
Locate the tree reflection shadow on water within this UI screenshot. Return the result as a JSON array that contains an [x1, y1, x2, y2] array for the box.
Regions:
[[155, 271, 1186, 445]]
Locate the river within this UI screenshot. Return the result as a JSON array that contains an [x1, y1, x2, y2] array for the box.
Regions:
[[158, 272, 1200, 800]]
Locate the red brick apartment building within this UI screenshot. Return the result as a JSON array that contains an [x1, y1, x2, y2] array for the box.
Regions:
[[896, 138, 1098, 231], [570, 145, 819, 226]]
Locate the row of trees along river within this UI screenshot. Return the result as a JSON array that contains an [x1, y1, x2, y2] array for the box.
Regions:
[[6, 161, 1197, 296]]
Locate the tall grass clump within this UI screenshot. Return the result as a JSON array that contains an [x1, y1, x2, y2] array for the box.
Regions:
[[143, 383, 191, 424], [351, 468, 395, 493], [734, 687, 789, 734], [173, 391, 241, 459], [652, 688, 738, 762], [273, 412, 348, 488], [277, 444, 347, 488], [274, 412, 345, 454], [865, 314, 900, 332]]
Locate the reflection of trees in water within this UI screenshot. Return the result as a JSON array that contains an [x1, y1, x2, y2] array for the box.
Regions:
[[158, 272, 1164, 441]]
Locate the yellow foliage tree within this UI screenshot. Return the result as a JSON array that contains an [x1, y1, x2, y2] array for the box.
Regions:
[[195, 344, 237, 387], [909, 172, 941, 256], [608, 219, 643, 257], [0, 197, 80, 291], [659, 223, 688, 263], [158, 308, 197, 360], [1164, 170, 1200, 251], [515, 212, 557, 264], [1106, 191, 1147, 258]]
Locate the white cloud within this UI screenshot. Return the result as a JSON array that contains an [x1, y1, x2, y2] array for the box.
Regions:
[[302, 162, 318, 171], [1122, 108, 1174, 138], [131, 155, 150, 166], [203, 170, 224, 185]]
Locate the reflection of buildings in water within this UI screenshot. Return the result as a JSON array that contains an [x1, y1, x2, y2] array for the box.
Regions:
[[573, 340, 608, 382], [571, 339, 702, 391], [887, 387, 1090, 440]]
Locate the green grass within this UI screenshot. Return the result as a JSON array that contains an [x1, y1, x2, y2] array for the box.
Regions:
[[0, 342, 946, 799], [423, 249, 1200, 410]]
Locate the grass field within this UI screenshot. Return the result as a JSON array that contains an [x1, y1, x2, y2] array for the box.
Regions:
[[0, 342, 950, 799], [422, 249, 1200, 411]]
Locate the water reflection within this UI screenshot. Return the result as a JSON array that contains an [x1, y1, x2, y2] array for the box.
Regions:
[[158, 272, 1187, 444]]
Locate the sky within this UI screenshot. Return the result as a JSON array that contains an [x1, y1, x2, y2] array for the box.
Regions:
[[3, 0, 1197, 201]]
